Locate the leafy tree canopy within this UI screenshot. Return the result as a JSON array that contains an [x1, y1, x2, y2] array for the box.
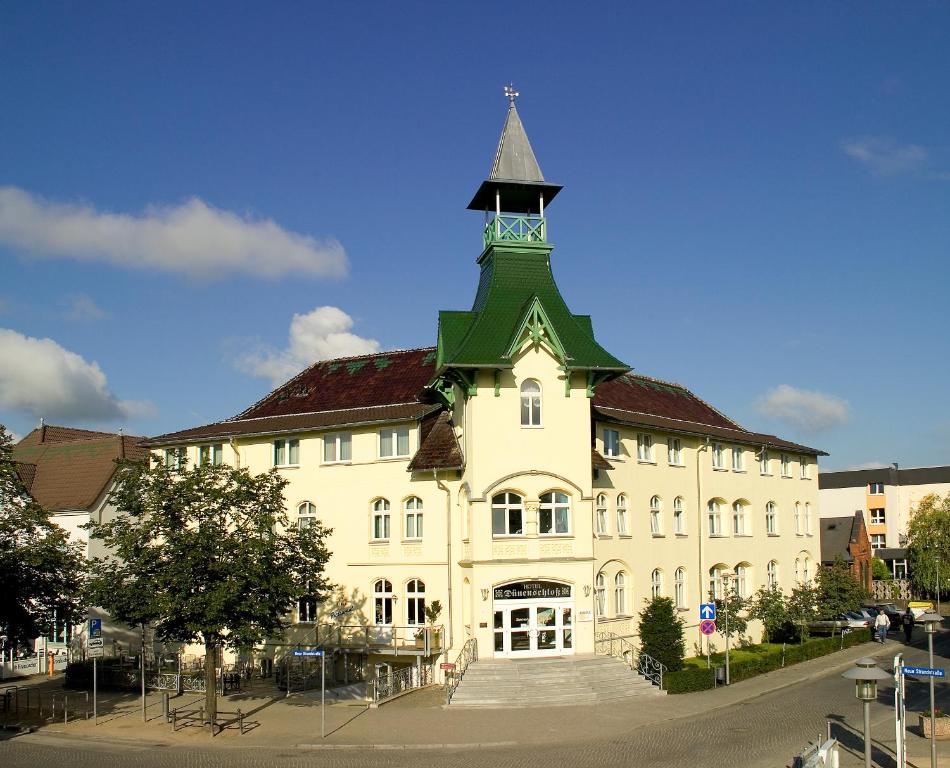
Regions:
[[0, 425, 86, 649], [84, 455, 333, 719], [637, 595, 685, 672], [749, 584, 796, 643], [712, 580, 748, 642], [871, 557, 891, 581], [815, 557, 868, 618], [786, 582, 819, 642], [907, 493, 950, 595]]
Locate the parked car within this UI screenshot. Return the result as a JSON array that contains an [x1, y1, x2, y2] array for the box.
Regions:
[[840, 612, 871, 629], [862, 603, 901, 628]]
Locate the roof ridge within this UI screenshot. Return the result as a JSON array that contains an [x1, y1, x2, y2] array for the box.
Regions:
[[619, 373, 744, 431], [595, 405, 752, 435], [225, 402, 430, 425]]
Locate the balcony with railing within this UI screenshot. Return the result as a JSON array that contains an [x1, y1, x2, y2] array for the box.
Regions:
[[483, 214, 546, 248]]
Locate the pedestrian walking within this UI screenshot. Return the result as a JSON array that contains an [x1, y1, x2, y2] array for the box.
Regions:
[[875, 610, 889, 643], [902, 609, 915, 643]]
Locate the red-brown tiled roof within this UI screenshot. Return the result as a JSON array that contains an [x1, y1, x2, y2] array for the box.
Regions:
[[14, 461, 37, 493], [12, 427, 149, 511], [592, 450, 613, 471], [594, 374, 740, 430], [407, 411, 464, 472]]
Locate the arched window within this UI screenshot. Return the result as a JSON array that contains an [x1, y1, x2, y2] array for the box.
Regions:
[[595, 572, 606, 616], [651, 568, 663, 599], [616, 494, 629, 536], [297, 501, 317, 530], [767, 560, 778, 589], [492, 492, 524, 536], [708, 500, 722, 536], [406, 579, 425, 626], [650, 496, 662, 535], [404, 497, 423, 539], [732, 501, 746, 535], [373, 579, 393, 625], [795, 557, 802, 583], [520, 379, 542, 427], [596, 493, 609, 535], [794, 502, 802, 535], [804, 503, 812, 535], [803, 556, 811, 582], [709, 565, 725, 600], [372, 499, 391, 540], [765, 502, 777, 535], [674, 567, 686, 609], [673, 496, 685, 535], [734, 564, 748, 598], [539, 491, 571, 535], [614, 572, 627, 615]]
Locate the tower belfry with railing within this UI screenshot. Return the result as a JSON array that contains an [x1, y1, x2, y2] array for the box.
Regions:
[[467, 85, 563, 248]]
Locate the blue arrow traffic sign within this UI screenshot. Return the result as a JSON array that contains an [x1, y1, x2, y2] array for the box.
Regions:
[[699, 603, 717, 621], [292, 649, 324, 657], [901, 666, 945, 678]]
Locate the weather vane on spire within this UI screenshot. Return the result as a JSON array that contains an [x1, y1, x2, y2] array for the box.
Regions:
[[504, 83, 519, 106]]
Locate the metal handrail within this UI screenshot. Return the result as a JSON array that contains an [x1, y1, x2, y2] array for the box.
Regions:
[[372, 663, 432, 703], [594, 631, 666, 689], [444, 637, 478, 704]]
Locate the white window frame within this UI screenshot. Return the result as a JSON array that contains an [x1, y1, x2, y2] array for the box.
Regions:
[[406, 578, 426, 626], [799, 455, 809, 479], [712, 443, 725, 470], [650, 495, 662, 535], [539, 491, 571, 535], [734, 565, 748, 598], [297, 584, 317, 623], [372, 498, 391, 541], [668, 437, 683, 466], [616, 494, 629, 536], [603, 428, 621, 459], [732, 501, 747, 536], [596, 493, 609, 535], [765, 502, 777, 535], [373, 579, 394, 625], [709, 566, 724, 600], [674, 567, 686, 609], [651, 569, 663, 599], [297, 501, 317, 530], [323, 432, 351, 464], [804, 502, 812, 535], [673, 496, 686, 535], [637, 433, 654, 463], [379, 426, 411, 459], [595, 572, 606, 617], [708, 500, 722, 536], [759, 449, 770, 476], [870, 508, 885, 525], [781, 454, 791, 477], [491, 492, 524, 537], [164, 447, 186, 470], [869, 482, 885, 495], [767, 560, 778, 589], [273, 438, 300, 467], [732, 446, 744, 471], [404, 497, 423, 540], [520, 379, 542, 427], [614, 572, 627, 615], [794, 502, 803, 535], [870, 534, 886, 550], [199, 443, 223, 466]]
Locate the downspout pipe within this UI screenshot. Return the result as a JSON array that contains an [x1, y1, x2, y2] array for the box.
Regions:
[[696, 437, 710, 651], [434, 470, 453, 660]]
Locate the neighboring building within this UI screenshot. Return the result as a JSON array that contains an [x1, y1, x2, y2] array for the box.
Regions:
[[818, 513, 872, 591], [818, 465, 950, 578], [143, 97, 825, 676], [12, 424, 149, 655]]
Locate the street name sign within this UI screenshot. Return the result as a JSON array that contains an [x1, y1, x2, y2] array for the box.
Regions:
[[700, 619, 716, 635], [292, 649, 324, 657], [901, 666, 945, 678], [699, 603, 717, 621]]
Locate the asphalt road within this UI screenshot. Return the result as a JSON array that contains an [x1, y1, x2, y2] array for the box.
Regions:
[[3, 636, 949, 768]]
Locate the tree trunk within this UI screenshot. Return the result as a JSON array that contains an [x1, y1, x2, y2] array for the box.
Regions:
[[204, 638, 217, 725]]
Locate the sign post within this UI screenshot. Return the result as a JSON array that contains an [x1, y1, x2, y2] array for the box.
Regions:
[[88, 618, 103, 724], [894, 653, 906, 768], [292, 649, 325, 738]]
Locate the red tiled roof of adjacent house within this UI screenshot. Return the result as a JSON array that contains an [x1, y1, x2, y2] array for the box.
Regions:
[[12, 427, 149, 511]]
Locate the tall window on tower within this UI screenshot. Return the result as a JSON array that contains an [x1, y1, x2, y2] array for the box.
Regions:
[[520, 379, 542, 426]]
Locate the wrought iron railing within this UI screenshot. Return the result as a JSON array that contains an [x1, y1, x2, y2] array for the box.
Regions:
[[444, 637, 478, 704], [594, 631, 666, 689], [483, 214, 546, 247], [311, 624, 444, 656], [372, 663, 432, 703]]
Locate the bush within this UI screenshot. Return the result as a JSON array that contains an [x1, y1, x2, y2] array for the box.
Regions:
[[638, 596, 686, 672], [664, 665, 716, 693]]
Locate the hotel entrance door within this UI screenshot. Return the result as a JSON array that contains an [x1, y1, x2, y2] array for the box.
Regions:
[[491, 581, 574, 658]]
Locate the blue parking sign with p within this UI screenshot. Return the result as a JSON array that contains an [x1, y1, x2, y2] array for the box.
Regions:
[[89, 618, 102, 639]]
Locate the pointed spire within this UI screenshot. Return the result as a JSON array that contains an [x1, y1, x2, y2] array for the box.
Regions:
[[490, 100, 545, 183]]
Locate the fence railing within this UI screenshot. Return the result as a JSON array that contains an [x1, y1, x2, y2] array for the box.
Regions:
[[444, 637, 478, 704], [483, 214, 546, 247], [372, 663, 432, 704], [594, 631, 666, 689], [311, 624, 444, 655]]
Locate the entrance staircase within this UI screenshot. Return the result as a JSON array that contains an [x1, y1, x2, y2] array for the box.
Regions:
[[448, 654, 663, 708]]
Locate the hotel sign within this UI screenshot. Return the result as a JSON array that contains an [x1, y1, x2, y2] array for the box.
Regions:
[[493, 581, 571, 600]]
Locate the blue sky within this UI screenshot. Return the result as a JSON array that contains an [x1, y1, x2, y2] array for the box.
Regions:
[[1, 2, 948, 470]]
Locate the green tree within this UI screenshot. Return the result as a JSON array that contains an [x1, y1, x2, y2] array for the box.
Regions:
[[907, 493, 950, 598], [711, 580, 747, 644], [85, 456, 333, 722], [815, 557, 868, 618], [0, 425, 85, 649], [637, 595, 685, 672], [749, 584, 794, 643], [871, 557, 891, 581], [786, 582, 818, 642]]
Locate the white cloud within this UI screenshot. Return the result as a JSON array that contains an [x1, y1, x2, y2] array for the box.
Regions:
[[841, 136, 927, 176], [66, 295, 107, 321], [0, 187, 347, 280], [235, 306, 380, 385], [0, 328, 156, 423], [755, 384, 850, 434]]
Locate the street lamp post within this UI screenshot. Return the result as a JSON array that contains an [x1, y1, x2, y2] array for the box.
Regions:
[[842, 657, 891, 768], [721, 572, 734, 686], [920, 611, 942, 768]]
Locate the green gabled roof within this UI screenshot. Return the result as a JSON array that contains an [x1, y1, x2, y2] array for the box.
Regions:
[[436, 242, 628, 372]]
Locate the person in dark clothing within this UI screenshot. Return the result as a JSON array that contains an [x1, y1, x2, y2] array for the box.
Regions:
[[902, 609, 915, 643]]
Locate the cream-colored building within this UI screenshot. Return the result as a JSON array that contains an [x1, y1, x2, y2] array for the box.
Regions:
[[819, 465, 950, 578], [145, 99, 824, 678]]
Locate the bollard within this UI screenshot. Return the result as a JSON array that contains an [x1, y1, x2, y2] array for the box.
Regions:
[[162, 692, 169, 721], [64, 695, 68, 724]]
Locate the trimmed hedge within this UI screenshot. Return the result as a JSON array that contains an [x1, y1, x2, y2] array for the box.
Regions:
[[664, 629, 871, 694]]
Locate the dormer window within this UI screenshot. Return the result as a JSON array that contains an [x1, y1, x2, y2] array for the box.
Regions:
[[520, 379, 542, 426]]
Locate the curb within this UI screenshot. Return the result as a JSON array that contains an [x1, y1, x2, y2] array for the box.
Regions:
[[298, 741, 520, 750]]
